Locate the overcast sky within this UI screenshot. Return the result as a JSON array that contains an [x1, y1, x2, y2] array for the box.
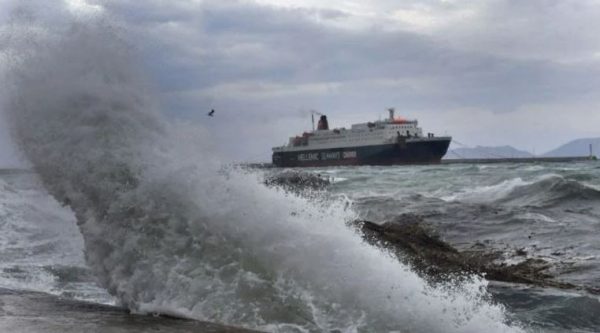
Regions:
[[2, 0, 600, 164]]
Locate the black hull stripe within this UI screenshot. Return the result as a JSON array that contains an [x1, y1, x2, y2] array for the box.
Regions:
[[272, 140, 451, 167]]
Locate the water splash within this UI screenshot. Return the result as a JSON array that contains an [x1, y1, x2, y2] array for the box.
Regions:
[[1, 5, 523, 332]]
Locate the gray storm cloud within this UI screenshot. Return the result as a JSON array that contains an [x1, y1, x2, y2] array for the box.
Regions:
[[2, 0, 600, 163]]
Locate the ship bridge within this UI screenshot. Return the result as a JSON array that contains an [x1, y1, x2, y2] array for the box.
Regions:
[[276, 108, 430, 151]]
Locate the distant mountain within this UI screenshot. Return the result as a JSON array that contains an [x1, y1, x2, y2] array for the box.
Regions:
[[444, 145, 534, 159], [543, 137, 600, 157]]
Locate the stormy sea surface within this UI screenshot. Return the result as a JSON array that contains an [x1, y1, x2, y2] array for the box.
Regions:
[[312, 162, 600, 332], [2, 8, 599, 333], [1, 162, 600, 332]]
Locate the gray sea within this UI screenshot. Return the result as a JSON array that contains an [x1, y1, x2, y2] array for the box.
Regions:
[[315, 162, 600, 332], [1, 162, 599, 332], [3, 14, 600, 332]]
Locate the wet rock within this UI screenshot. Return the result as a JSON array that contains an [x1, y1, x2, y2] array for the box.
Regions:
[[515, 248, 527, 256], [351, 214, 471, 279], [350, 213, 600, 294], [264, 171, 330, 191]]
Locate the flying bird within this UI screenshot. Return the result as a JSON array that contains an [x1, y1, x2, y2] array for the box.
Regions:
[[208, 109, 215, 117]]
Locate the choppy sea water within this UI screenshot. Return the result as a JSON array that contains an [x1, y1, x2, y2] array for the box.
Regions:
[[1, 162, 599, 332], [0, 169, 112, 304], [1, 12, 598, 333], [311, 162, 600, 332]]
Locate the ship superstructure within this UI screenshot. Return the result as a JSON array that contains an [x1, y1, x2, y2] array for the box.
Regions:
[[272, 109, 451, 167]]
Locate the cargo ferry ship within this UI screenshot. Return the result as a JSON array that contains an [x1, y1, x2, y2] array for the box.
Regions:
[[272, 109, 451, 167]]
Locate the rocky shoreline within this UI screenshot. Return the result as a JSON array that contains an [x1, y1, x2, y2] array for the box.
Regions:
[[263, 170, 331, 191], [265, 170, 599, 295], [350, 214, 600, 295]]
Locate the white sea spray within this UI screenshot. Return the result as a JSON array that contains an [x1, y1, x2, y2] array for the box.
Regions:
[[1, 4, 524, 332]]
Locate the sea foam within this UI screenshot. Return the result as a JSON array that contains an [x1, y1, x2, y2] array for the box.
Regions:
[[1, 4, 523, 332]]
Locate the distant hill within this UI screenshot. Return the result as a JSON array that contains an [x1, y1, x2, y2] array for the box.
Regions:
[[444, 145, 534, 159], [543, 137, 600, 157]]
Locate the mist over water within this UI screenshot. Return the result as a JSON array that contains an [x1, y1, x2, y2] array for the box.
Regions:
[[1, 7, 522, 333]]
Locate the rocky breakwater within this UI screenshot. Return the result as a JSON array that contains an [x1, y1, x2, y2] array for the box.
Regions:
[[263, 172, 598, 294], [264, 170, 330, 192], [350, 214, 599, 294]]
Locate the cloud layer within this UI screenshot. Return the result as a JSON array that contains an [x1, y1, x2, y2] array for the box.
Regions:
[[2, 0, 600, 163]]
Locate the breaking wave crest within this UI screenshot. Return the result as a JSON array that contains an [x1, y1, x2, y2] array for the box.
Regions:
[[446, 174, 600, 207], [2, 8, 522, 333]]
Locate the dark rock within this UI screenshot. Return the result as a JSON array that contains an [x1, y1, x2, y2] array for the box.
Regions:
[[350, 214, 600, 294], [515, 248, 527, 256], [264, 171, 330, 191]]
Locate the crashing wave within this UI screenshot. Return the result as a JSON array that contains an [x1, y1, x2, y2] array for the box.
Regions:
[[1, 5, 523, 333]]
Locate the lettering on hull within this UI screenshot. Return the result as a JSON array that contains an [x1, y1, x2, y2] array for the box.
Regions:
[[343, 151, 357, 159], [298, 151, 357, 162], [298, 153, 319, 161], [321, 152, 340, 160], [275, 141, 451, 167]]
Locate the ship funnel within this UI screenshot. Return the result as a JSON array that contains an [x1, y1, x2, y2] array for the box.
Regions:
[[388, 108, 395, 121], [317, 115, 329, 130]]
